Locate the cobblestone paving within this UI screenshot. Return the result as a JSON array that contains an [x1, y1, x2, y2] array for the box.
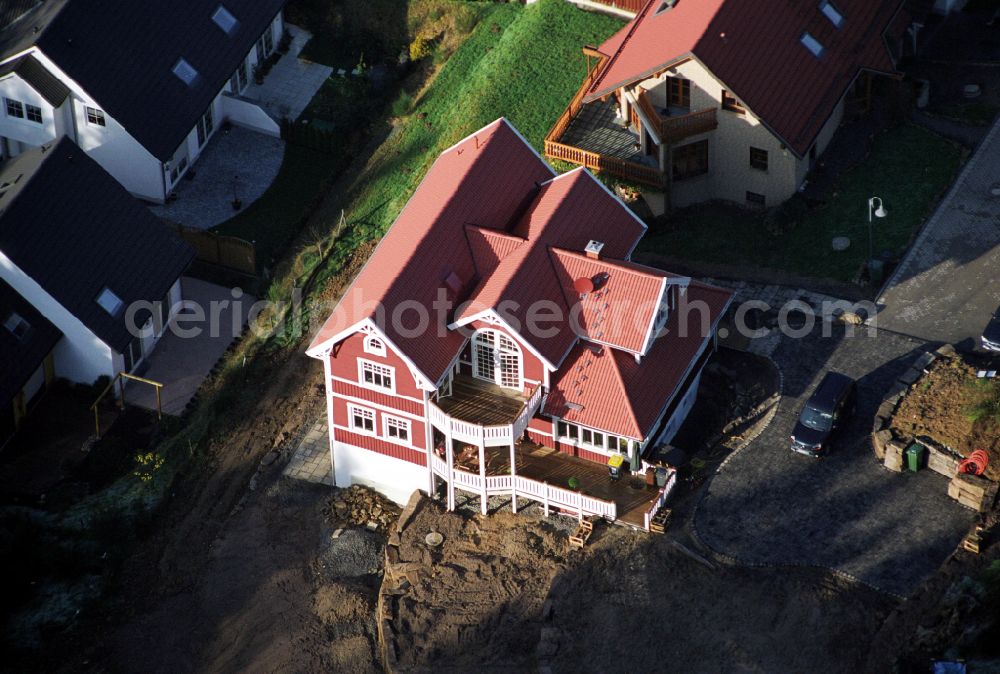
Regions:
[[694, 323, 975, 596], [283, 417, 333, 485]]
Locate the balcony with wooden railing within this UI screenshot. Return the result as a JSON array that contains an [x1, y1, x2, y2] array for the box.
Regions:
[[635, 90, 718, 144], [544, 50, 665, 188]]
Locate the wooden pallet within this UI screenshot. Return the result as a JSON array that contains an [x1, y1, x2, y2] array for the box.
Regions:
[[649, 508, 672, 534], [962, 525, 985, 555], [568, 518, 594, 549]]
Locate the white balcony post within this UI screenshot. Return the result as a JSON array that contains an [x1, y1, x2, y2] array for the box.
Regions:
[[478, 437, 487, 515], [509, 438, 517, 514], [445, 428, 455, 511], [543, 482, 549, 518], [424, 393, 435, 497]]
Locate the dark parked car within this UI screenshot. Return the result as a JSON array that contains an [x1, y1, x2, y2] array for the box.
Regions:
[[790, 371, 856, 457], [981, 307, 1000, 352]]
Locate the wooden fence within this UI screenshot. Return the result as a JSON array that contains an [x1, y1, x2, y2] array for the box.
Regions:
[[636, 90, 718, 143], [587, 0, 648, 13], [174, 224, 257, 276]]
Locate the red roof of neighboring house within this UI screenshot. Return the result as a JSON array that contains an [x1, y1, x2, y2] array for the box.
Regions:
[[546, 282, 731, 439], [586, 0, 903, 156], [307, 118, 734, 439]]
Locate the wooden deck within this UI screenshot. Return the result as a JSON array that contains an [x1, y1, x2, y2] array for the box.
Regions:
[[486, 442, 660, 528], [435, 374, 526, 426]]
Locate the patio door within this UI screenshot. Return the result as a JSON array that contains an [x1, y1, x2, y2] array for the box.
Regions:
[[473, 330, 521, 390]]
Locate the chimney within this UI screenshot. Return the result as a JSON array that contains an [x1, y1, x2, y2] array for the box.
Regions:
[[584, 240, 604, 259]]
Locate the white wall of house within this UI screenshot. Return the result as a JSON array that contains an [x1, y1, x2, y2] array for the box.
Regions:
[[0, 9, 285, 202], [628, 57, 845, 209], [0, 73, 62, 148], [654, 368, 703, 447], [332, 439, 427, 505], [0, 250, 115, 386]]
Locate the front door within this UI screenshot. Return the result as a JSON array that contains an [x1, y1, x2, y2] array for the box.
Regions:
[[472, 330, 521, 390]]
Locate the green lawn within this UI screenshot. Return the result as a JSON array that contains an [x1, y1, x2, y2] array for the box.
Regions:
[[314, 0, 623, 284], [638, 123, 964, 283]]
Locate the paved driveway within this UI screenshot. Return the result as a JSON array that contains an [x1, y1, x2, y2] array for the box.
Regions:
[[876, 118, 1000, 348], [694, 324, 975, 597]]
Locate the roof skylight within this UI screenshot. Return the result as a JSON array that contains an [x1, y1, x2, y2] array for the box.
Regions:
[[172, 58, 199, 86], [212, 5, 238, 34], [820, 1, 844, 28], [96, 287, 124, 316], [800, 32, 825, 58], [3, 311, 29, 339]]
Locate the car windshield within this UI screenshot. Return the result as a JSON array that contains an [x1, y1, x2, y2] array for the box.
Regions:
[[799, 406, 833, 431]]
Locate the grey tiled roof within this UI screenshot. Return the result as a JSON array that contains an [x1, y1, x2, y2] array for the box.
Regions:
[[0, 137, 194, 353], [0, 0, 287, 161], [0, 277, 61, 407]]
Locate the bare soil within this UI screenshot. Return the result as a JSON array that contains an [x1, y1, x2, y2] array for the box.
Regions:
[[890, 356, 1000, 479], [379, 496, 895, 673]]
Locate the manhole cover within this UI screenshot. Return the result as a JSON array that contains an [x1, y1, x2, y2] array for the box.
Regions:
[[832, 236, 850, 251], [425, 532, 444, 547]]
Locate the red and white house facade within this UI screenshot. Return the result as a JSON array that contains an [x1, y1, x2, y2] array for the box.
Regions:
[[307, 119, 733, 519]]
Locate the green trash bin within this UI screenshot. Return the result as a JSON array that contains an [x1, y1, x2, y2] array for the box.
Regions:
[[905, 443, 926, 472]]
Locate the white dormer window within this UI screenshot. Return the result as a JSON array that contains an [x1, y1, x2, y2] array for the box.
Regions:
[[3, 311, 29, 339], [820, 1, 844, 28], [96, 287, 124, 316], [212, 5, 238, 34], [364, 335, 386, 357], [172, 58, 199, 86], [359, 359, 394, 392], [800, 32, 825, 58]]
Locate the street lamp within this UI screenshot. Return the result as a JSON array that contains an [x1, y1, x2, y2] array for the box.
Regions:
[[867, 196, 887, 267]]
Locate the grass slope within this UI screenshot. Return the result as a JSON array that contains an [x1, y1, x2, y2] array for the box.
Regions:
[[639, 123, 963, 283], [323, 0, 622, 259]]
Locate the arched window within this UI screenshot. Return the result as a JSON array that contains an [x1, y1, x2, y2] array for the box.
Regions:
[[473, 330, 521, 389], [364, 334, 386, 357]]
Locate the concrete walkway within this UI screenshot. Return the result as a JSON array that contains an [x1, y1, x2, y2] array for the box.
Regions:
[[129, 278, 256, 416], [876, 116, 1000, 349], [149, 126, 284, 230], [283, 417, 333, 485], [243, 24, 333, 122]]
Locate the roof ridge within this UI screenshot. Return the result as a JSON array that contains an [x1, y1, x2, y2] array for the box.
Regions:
[[592, 0, 657, 93], [549, 246, 666, 280]]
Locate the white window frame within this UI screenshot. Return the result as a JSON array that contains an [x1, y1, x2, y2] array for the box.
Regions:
[[472, 329, 522, 390], [556, 419, 635, 455], [25, 103, 42, 124], [358, 358, 395, 393], [85, 106, 106, 127], [5, 98, 24, 119], [383, 415, 411, 446], [364, 335, 386, 357], [347, 404, 376, 436]]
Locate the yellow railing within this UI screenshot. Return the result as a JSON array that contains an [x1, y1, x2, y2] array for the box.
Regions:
[[91, 371, 164, 437]]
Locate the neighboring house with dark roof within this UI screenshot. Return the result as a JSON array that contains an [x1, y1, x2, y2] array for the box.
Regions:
[[0, 278, 61, 446], [545, 0, 908, 209], [0, 138, 194, 394], [0, 0, 286, 202], [305, 119, 732, 528]]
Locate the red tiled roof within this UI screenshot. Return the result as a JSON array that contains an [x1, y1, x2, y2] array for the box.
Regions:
[[546, 282, 732, 439], [463, 225, 526, 279], [586, 0, 903, 156], [306, 119, 555, 379], [548, 248, 666, 354], [454, 168, 647, 365]]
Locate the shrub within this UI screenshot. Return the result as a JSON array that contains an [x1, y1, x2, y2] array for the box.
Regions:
[[567, 476, 580, 490], [409, 35, 435, 61]]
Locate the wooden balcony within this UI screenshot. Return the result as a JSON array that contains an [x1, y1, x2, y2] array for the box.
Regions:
[[636, 90, 718, 143], [429, 374, 544, 446]]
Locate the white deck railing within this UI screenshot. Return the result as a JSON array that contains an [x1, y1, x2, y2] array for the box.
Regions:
[[428, 384, 545, 446], [433, 461, 616, 521], [643, 469, 678, 531]]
